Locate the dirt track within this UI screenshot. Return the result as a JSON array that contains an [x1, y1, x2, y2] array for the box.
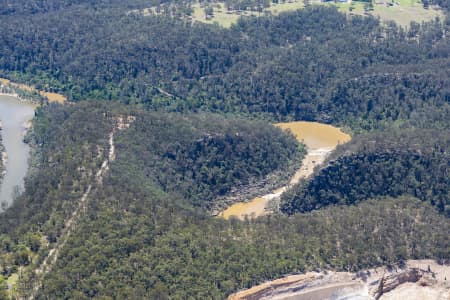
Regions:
[[27, 116, 134, 299]]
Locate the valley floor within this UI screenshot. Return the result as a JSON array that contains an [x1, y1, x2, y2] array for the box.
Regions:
[[219, 121, 351, 219], [218, 146, 334, 219]]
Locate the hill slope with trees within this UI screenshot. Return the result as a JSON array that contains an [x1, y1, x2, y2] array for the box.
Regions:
[[0, 5, 449, 130], [0, 103, 446, 299], [0, 1, 448, 298], [281, 130, 450, 216], [113, 110, 303, 209]]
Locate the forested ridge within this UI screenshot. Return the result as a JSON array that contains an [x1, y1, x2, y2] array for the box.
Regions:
[[0, 0, 449, 298], [0, 103, 447, 299], [0, 4, 449, 129], [0, 102, 302, 297], [0, 102, 115, 237], [35, 197, 449, 299], [115, 111, 303, 209], [0, 102, 300, 233], [281, 130, 450, 216]]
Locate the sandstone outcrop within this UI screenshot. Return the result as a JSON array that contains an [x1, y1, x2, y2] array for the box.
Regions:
[[370, 268, 423, 299], [228, 260, 450, 300]]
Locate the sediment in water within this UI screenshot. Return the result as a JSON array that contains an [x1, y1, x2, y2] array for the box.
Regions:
[[218, 121, 351, 220]]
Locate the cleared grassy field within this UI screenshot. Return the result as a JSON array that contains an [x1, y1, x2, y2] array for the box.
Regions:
[[0, 77, 66, 103], [372, 2, 444, 27], [266, 1, 305, 14], [192, 3, 260, 27], [331, 0, 444, 27], [190, 0, 443, 28]]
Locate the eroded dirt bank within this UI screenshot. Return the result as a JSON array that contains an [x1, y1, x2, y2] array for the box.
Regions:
[[228, 260, 450, 300], [0, 77, 66, 103]]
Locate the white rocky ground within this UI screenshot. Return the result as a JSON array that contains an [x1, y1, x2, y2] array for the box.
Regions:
[[229, 260, 450, 300]]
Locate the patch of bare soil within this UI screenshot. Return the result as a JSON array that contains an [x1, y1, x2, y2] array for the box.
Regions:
[[228, 260, 450, 300]]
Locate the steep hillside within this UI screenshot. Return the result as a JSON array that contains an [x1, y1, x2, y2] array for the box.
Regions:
[[0, 103, 447, 299], [113, 111, 303, 209], [0, 102, 300, 295], [33, 194, 450, 299], [0, 102, 300, 232], [281, 129, 450, 216], [0, 6, 449, 130]]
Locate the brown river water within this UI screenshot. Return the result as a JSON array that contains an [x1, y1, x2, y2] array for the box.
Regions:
[[219, 121, 351, 220]]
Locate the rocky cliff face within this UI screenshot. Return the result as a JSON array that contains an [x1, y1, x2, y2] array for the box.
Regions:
[[228, 260, 450, 300], [228, 273, 321, 300], [370, 268, 423, 299]]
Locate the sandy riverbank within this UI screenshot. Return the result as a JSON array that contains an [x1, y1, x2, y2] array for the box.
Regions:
[[0, 77, 66, 104]]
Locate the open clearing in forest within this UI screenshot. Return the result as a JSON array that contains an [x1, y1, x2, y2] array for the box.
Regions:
[[189, 0, 443, 28], [0, 78, 66, 103], [191, 2, 259, 27], [39, 92, 66, 104], [190, 0, 305, 27], [333, 0, 444, 27]]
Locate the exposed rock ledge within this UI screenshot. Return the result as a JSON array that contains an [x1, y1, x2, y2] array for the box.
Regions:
[[228, 260, 450, 300]]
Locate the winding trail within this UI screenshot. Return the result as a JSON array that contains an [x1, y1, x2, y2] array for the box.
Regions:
[[28, 116, 133, 299]]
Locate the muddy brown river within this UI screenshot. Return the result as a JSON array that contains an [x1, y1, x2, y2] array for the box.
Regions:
[[219, 121, 351, 219]]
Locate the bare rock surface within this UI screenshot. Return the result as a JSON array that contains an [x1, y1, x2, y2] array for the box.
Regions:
[[228, 260, 450, 300]]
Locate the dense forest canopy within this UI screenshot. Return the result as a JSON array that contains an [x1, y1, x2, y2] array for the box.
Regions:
[[36, 197, 449, 299], [281, 129, 450, 216], [0, 103, 447, 299], [0, 102, 115, 236], [115, 111, 303, 209], [0, 102, 299, 235], [0, 0, 151, 15], [0, 4, 449, 130], [0, 0, 448, 298]]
